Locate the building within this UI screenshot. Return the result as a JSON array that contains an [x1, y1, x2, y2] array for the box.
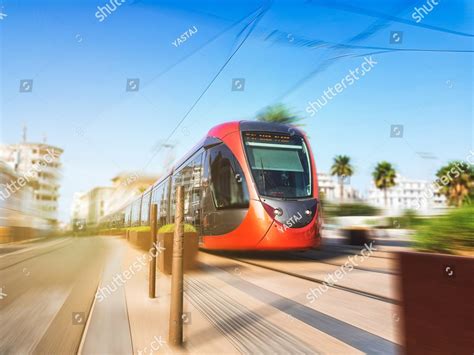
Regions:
[[70, 172, 158, 228], [87, 187, 114, 226], [367, 175, 446, 213], [71, 192, 87, 221], [70, 187, 113, 227], [0, 137, 63, 226], [0, 161, 51, 241], [106, 172, 158, 215], [317, 172, 360, 202], [70, 192, 88, 230], [0, 161, 36, 214]]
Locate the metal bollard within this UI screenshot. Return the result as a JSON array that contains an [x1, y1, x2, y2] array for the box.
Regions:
[[149, 204, 158, 298], [169, 185, 184, 346]]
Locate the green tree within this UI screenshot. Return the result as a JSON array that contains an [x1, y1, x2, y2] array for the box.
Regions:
[[330, 155, 354, 202], [372, 161, 397, 207], [436, 161, 474, 207], [256, 104, 302, 125]]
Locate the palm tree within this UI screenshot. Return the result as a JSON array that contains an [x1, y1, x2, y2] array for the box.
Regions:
[[372, 162, 397, 207], [330, 155, 354, 202], [256, 104, 302, 125], [436, 162, 474, 207]]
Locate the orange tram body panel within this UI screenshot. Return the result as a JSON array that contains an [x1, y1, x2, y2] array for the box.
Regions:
[[101, 121, 322, 251]]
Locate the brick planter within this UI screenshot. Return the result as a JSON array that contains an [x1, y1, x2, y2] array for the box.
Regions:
[[128, 230, 152, 251], [0, 227, 38, 244], [398, 251, 474, 354], [157, 232, 199, 275], [341, 227, 372, 246]]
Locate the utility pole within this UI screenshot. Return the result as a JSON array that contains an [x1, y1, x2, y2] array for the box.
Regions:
[[169, 185, 184, 346], [149, 204, 158, 298]]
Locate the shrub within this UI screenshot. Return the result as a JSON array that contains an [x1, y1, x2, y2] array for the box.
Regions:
[[414, 204, 474, 254], [158, 224, 197, 233], [323, 202, 381, 217], [385, 209, 424, 229], [126, 226, 151, 232]]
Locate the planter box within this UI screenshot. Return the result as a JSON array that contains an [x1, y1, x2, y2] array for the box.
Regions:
[[341, 227, 372, 246], [158, 232, 199, 275], [398, 251, 474, 354], [128, 230, 152, 251], [0, 227, 38, 244]]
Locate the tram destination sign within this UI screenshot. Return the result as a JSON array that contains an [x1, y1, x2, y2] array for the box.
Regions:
[[243, 132, 293, 145]]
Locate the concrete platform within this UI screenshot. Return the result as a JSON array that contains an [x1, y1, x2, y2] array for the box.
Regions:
[[78, 236, 401, 354]]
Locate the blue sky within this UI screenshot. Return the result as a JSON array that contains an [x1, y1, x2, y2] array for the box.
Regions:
[[1, 0, 473, 222]]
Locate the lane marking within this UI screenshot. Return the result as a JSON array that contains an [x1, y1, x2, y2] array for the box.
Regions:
[[0, 240, 73, 271], [0, 238, 71, 259]]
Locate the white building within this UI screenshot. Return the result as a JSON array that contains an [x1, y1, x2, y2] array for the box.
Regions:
[[87, 187, 114, 226], [367, 175, 446, 214], [70, 187, 113, 227], [106, 172, 158, 215], [0, 141, 63, 224], [317, 172, 360, 202], [70, 172, 158, 228], [70, 192, 88, 224], [0, 161, 51, 241]]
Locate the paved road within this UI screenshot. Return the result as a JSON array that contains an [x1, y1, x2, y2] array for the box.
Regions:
[[0, 236, 113, 354]]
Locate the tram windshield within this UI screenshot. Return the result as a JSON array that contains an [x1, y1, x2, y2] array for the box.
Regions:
[[243, 132, 312, 199]]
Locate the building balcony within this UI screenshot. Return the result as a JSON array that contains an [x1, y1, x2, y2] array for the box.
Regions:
[[38, 165, 62, 177], [35, 188, 59, 197]]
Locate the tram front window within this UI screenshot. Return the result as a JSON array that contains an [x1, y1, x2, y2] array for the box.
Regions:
[[243, 132, 312, 199]]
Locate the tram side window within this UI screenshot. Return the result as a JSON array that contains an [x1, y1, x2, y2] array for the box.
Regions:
[[131, 199, 141, 226], [181, 161, 194, 218], [190, 153, 203, 228], [124, 205, 131, 227], [151, 183, 167, 227], [170, 172, 180, 224], [140, 192, 151, 226], [162, 179, 170, 224], [209, 144, 249, 209], [119, 210, 125, 228], [170, 157, 193, 224]]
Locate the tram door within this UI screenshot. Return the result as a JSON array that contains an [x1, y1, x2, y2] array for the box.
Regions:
[[189, 152, 204, 233], [201, 143, 250, 237]]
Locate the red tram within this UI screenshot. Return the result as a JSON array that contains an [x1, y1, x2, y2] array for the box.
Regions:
[[102, 121, 322, 250]]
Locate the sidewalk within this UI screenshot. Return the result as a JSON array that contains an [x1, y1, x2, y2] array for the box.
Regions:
[[122, 240, 238, 354], [81, 236, 398, 354]]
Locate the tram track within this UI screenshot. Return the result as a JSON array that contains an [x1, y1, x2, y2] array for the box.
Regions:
[[317, 244, 397, 260], [197, 260, 401, 354], [287, 251, 398, 275], [0, 238, 73, 271], [203, 251, 399, 305]]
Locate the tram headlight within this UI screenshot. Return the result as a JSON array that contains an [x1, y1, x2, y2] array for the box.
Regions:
[[273, 208, 283, 216]]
